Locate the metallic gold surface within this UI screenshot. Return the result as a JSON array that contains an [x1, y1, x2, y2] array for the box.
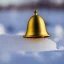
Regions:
[[24, 10, 50, 38]]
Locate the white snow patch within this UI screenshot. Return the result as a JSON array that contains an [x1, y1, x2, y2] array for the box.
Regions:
[[16, 32, 25, 35], [59, 46, 64, 50], [0, 24, 5, 34], [54, 25, 64, 42], [0, 35, 57, 52], [32, 52, 43, 62], [17, 51, 25, 55]]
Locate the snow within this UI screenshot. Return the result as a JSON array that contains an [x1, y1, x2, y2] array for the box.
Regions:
[[0, 35, 57, 52]]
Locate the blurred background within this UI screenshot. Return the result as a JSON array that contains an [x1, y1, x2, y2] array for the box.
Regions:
[[0, 0, 64, 44], [0, 0, 64, 64]]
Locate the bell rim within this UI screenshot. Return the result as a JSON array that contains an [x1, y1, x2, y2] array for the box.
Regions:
[[23, 35, 50, 38]]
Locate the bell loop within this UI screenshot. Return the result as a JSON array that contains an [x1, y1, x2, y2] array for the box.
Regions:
[[34, 10, 38, 15]]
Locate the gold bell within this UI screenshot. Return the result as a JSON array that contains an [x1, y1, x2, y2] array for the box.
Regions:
[[24, 10, 50, 38]]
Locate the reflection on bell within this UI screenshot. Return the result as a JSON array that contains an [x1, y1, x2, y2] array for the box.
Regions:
[[24, 10, 50, 38]]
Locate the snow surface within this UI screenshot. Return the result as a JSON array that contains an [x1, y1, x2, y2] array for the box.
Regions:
[[0, 35, 57, 52]]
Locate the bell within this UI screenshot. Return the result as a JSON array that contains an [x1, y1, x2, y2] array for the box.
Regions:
[[24, 10, 50, 38]]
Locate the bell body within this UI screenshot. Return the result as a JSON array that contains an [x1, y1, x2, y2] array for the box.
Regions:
[[24, 10, 50, 38]]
